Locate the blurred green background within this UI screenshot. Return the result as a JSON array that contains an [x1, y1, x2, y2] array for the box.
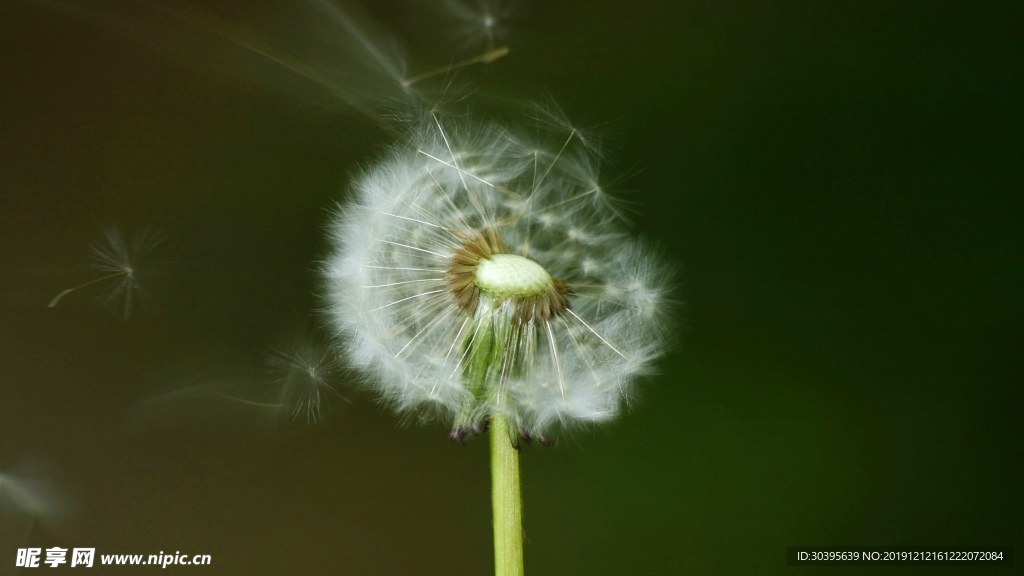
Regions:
[[1, 1, 1021, 574]]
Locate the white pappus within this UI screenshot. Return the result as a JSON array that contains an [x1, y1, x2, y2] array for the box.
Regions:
[[325, 110, 674, 441]]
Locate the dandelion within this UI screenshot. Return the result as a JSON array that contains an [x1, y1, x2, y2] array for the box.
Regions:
[[48, 227, 163, 320], [325, 109, 673, 575]]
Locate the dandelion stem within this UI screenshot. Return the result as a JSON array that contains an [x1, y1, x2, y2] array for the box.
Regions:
[[47, 270, 130, 308], [460, 308, 525, 575], [490, 411, 524, 576]]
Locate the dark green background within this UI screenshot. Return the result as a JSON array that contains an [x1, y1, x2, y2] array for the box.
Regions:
[[1, 1, 1020, 574]]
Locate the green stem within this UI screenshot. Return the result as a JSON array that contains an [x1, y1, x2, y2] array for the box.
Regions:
[[491, 411, 524, 576], [459, 301, 525, 575]]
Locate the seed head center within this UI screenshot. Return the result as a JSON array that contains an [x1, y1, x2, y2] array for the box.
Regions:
[[447, 229, 569, 318], [475, 254, 552, 298]]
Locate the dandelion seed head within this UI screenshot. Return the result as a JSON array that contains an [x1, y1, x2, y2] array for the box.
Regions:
[[326, 108, 673, 439]]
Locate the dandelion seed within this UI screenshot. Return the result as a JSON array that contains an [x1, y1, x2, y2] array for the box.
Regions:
[[266, 338, 347, 424], [48, 227, 164, 320], [401, 46, 509, 88], [444, 0, 518, 51], [0, 469, 62, 521], [325, 110, 673, 442], [0, 465, 66, 559]]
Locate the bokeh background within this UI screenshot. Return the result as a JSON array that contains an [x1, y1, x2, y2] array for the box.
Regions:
[[1, 1, 1021, 574]]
